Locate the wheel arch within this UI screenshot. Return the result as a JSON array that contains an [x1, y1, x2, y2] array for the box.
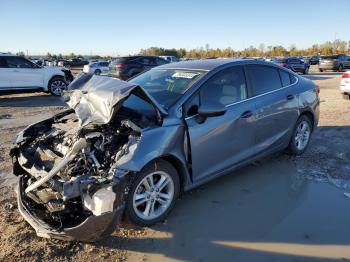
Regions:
[[47, 74, 65, 88], [141, 155, 189, 191], [299, 110, 315, 131]]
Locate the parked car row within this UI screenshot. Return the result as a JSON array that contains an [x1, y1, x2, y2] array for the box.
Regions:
[[267, 54, 350, 73], [271, 57, 310, 74]]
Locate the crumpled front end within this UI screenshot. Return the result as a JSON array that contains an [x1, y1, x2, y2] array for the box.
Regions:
[[10, 109, 144, 241]]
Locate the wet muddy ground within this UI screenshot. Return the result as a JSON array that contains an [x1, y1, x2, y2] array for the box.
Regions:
[[0, 71, 349, 261]]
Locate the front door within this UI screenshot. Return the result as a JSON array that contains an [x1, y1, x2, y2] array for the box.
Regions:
[[5, 56, 43, 88], [184, 66, 256, 182]]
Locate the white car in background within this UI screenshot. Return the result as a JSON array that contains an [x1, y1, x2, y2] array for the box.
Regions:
[[0, 53, 73, 96], [83, 61, 109, 75], [340, 71, 350, 99]]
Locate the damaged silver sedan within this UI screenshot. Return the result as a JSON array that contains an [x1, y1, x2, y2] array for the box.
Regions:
[[10, 59, 319, 241]]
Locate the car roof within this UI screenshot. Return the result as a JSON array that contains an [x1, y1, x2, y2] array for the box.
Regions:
[[156, 58, 248, 71], [0, 53, 17, 57]]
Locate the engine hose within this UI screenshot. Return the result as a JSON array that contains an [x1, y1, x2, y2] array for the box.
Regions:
[[25, 138, 87, 194]]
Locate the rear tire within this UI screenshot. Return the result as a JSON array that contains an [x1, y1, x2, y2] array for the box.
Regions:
[[319, 68, 323, 72], [303, 68, 309, 74], [48, 76, 67, 96], [287, 115, 312, 155], [94, 69, 101, 75], [125, 160, 180, 226], [338, 65, 343, 72]]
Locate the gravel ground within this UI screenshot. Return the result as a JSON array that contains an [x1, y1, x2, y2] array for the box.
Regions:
[[0, 71, 349, 261]]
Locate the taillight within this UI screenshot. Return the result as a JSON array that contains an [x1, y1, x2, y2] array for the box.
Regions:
[[279, 63, 286, 67], [115, 64, 126, 69], [315, 85, 320, 93], [342, 73, 350, 78]]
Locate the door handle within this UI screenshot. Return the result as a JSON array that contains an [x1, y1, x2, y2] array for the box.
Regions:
[[240, 111, 253, 118], [286, 94, 295, 100]]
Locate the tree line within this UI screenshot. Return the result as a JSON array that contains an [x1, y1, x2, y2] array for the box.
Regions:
[[14, 39, 350, 60], [140, 39, 350, 58]]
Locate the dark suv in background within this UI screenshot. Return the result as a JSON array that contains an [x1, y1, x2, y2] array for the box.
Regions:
[[318, 54, 350, 72], [308, 56, 320, 65], [109, 56, 168, 80], [273, 57, 310, 74]]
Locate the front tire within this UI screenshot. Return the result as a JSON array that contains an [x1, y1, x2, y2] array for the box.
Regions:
[[338, 65, 343, 72], [319, 68, 323, 72], [94, 69, 101, 75], [48, 76, 67, 96], [303, 68, 309, 74], [126, 160, 180, 226], [287, 115, 312, 155]]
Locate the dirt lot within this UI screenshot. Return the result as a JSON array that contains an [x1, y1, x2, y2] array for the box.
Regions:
[[0, 71, 349, 261]]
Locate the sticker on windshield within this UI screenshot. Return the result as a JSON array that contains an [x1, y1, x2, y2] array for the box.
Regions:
[[172, 72, 199, 79]]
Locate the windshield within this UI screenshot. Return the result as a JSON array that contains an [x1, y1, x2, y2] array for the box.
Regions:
[[129, 69, 206, 109]]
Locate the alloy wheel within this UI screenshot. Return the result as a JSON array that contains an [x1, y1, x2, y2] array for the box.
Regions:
[[50, 80, 67, 96], [294, 120, 311, 151], [132, 171, 174, 221]]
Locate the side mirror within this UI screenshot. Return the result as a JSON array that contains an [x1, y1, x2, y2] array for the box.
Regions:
[[196, 102, 226, 123]]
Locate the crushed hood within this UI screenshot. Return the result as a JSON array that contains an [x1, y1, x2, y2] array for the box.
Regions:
[[65, 74, 167, 126]]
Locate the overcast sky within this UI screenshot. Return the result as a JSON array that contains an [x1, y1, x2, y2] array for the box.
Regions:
[[2, 0, 350, 56]]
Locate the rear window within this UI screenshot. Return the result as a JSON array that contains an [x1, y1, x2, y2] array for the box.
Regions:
[[289, 59, 301, 63], [279, 70, 291, 86], [247, 65, 282, 95], [111, 57, 136, 64], [273, 58, 286, 63]]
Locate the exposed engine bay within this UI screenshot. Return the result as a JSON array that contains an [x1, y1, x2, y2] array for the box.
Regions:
[[16, 111, 142, 229], [10, 75, 165, 241]]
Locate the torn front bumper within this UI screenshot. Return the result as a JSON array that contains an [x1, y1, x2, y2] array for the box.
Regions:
[[16, 175, 125, 242]]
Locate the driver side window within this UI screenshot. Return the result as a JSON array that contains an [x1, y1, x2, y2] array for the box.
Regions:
[[184, 66, 248, 117], [200, 66, 247, 107]]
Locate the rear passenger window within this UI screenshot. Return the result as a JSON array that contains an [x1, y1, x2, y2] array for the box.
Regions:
[[290, 75, 297, 84], [247, 65, 281, 95], [279, 70, 291, 86]]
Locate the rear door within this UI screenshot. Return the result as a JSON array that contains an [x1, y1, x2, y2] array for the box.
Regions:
[[5, 56, 44, 88], [184, 66, 256, 182], [0, 57, 12, 89], [246, 65, 299, 154]]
